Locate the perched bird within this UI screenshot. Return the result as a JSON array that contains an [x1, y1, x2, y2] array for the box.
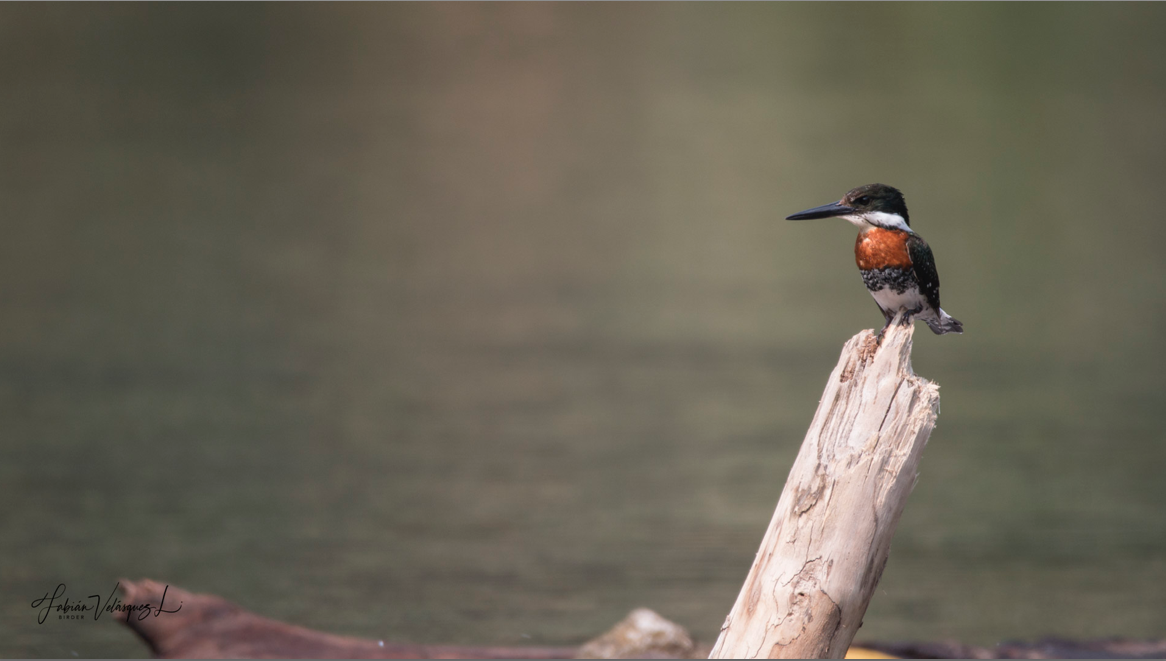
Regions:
[[786, 183, 963, 336]]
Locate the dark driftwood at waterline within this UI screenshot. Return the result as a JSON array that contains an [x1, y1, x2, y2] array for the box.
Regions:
[[115, 579, 576, 659]]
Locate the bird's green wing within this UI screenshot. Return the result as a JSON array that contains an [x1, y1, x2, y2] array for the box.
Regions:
[[906, 234, 942, 311]]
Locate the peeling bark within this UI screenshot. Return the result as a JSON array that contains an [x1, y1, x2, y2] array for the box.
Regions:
[[709, 313, 940, 659]]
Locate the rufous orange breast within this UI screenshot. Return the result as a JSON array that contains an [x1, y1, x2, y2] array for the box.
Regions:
[[854, 228, 913, 271]]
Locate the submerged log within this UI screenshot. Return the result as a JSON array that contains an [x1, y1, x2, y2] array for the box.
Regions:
[[115, 579, 576, 659], [710, 313, 941, 659]]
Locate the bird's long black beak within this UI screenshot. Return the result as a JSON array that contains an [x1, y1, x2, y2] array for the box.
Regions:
[[785, 201, 856, 221]]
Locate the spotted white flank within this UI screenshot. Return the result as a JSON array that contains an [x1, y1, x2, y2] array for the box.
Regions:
[[870, 285, 933, 322]]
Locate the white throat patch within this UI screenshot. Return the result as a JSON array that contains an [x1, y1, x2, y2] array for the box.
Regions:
[[844, 211, 912, 232]]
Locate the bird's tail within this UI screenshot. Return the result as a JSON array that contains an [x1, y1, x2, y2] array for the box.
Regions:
[[926, 308, 964, 335]]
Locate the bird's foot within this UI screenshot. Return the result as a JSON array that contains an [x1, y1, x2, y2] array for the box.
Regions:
[[897, 305, 924, 326]]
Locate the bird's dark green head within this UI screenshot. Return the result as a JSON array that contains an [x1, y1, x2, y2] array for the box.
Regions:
[[786, 183, 912, 231], [840, 184, 909, 226]]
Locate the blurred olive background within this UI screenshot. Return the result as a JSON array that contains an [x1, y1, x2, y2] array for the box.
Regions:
[[3, 3, 1166, 657]]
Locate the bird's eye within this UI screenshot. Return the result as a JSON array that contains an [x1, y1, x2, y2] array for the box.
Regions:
[[856, 196, 871, 205]]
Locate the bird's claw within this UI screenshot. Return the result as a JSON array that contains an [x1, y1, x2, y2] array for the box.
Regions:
[[897, 305, 924, 326]]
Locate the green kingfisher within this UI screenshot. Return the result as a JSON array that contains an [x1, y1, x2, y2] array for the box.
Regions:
[[786, 183, 963, 336]]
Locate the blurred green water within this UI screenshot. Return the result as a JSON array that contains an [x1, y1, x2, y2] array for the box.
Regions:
[[2, 3, 1165, 657]]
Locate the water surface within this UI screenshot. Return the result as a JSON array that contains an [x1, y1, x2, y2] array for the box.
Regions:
[[3, 4, 1166, 656]]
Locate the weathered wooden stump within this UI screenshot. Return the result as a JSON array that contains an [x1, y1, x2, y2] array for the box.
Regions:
[[710, 313, 940, 659]]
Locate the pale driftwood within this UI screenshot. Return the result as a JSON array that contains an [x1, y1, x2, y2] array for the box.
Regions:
[[577, 608, 703, 659], [709, 313, 940, 659]]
